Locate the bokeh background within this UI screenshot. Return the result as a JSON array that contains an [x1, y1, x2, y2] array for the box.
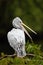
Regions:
[[0, 0, 43, 54]]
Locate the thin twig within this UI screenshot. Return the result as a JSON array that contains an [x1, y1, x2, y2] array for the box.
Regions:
[[0, 54, 16, 60], [27, 54, 35, 56]]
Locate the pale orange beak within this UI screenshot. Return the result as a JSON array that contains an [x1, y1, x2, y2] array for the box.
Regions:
[[22, 22, 37, 34], [21, 22, 37, 42]]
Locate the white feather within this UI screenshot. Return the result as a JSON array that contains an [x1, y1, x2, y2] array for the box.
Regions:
[[7, 28, 26, 57]]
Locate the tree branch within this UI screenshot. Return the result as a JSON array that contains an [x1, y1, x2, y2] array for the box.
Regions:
[[0, 54, 43, 60]]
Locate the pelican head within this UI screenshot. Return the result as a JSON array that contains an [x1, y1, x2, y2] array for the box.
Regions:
[[12, 17, 37, 42], [12, 17, 22, 29]]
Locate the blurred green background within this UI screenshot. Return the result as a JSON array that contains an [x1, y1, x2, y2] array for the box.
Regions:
[[0, 0, 43, 54], [0, 0, 43, 33]]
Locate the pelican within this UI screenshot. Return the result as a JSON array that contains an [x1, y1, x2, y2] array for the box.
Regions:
[[7, 17, 37, 57]]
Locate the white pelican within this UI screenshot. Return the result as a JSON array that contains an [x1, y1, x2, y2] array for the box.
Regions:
[[7, 17, 37, 57]]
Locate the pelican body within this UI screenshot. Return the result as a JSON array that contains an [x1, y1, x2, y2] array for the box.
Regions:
[[7, 17, 37, 57]]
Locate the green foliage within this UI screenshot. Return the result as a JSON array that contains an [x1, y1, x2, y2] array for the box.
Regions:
[[26, 42, 41, 54], [0, 42, 43, 65]]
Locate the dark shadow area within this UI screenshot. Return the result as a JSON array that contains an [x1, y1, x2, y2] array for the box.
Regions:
[[0, 33, 14, 55]]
